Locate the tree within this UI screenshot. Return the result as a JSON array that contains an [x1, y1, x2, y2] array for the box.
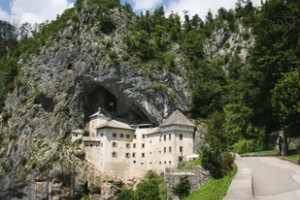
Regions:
[[272, 70, 300, 138], [134, 171, 161, 200], [117, 188, 135, 200], [173, 176, 190, 199]]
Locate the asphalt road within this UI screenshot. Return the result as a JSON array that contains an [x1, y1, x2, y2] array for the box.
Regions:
[[237, 157, 300, 200]]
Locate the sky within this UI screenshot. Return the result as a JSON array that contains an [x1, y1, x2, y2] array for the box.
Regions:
[[0, 0, 262, 25]]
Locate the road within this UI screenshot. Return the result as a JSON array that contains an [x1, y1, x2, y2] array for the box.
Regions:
[[235, 156, 300, 200]]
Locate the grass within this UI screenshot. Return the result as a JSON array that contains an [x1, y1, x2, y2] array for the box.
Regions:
[[240, 149, 279, 156], [178, 159, 201, 170], [184, 164, 237, 200], [281, 149, 299, 162]]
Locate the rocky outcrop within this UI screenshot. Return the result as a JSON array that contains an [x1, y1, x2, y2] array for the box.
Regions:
[[0, 4, 190, 200]]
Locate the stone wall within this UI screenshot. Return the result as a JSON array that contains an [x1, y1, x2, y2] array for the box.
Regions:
[[164, 166, 212, 200]]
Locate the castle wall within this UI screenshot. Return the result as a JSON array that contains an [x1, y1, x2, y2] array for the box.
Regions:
[[82, 114, 195, 180]]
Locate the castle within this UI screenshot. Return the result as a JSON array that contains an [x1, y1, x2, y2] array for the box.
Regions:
[[72, 108, 196, 179]]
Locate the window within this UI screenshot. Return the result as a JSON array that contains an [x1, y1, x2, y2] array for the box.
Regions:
[[113, 133, 117, 138], [125, 153, 130, 158], [120, 133, 124, 138], [164, 135, 166, 141], [134, 135, 137, 139], [169, 134, 171, 140], [142, 143, 145, 148], [169, 161, 171, 164], [126, 143, 131, 148], [164, 161, 166, 164], [159, 151, 161, 153], [126, 134, 130, 139], [179, 157, 183, 162], [133, 143, 136, 148], [142, 153, 145, 158], [132, 153, 136, 158], [150, 152, 152, 154], [159, 161, 161, 164], [112, 152, 117, 157], [164, 147, 166, 153], [112, 142, 117, 147], [150, 162, 152, 164], [90, 144, 93, 147], [142, 134, 145, 139], [133, 160, 136, 164], [180, 146, 183, 153], [141, 162, 144, 165], [169, 146, 171, 153], [179, 134, 183, 140], [101, 133, 103, 137], [75, 134, 78, 137]]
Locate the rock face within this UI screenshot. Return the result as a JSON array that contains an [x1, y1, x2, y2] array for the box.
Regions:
[[0, 4, 190, 200]]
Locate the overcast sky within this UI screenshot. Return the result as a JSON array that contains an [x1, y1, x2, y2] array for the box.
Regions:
[[0, 0, 262, 25]]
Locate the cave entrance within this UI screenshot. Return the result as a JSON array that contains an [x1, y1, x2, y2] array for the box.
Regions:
[[83, 85, 116, 122], [82, 83, 152, 125]]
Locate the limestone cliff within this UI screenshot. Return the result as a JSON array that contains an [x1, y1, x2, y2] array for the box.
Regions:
[[0, 1, 254, 199]]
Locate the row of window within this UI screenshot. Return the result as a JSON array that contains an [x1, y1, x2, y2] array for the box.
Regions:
[[112, 142, 145, 148], [160, 146, 183, 153], [131, 160, 172, 165], [111, 146, 183, 158], [112, 132, 131, 139], [112, 152, 145, 158]]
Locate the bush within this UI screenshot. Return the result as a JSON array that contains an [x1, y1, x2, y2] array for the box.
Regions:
[[2, 109, 12, 122], [9, 132, 18, 141], [173, 175, 190, 198], [233, 139, 257, 154], [199, 137, 235, 178], [117, 188, 134, 200]]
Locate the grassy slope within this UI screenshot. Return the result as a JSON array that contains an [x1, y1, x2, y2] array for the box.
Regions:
[[240, 150, 279, 156], [184, 164, 237, 200]]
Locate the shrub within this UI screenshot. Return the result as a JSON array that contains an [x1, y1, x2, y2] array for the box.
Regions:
[[233, 139, 258, 154], [9, 132, 18, 141], [199, 137, 235, 178], [20, 156, 28, 166], [173, 175, 190, 199], [2, 109, 12, 122], [117, 188, 134, 200]]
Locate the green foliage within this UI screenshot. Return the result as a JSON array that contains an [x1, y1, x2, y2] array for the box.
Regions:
[[9, 132, 18, 141], [117, 187, 135, 200], [173, 176, 191, 198], [272, 69, 300, 137], [184, 164, 237, 200], [20, 156, 28, 166], [1, 109, 12, 121], [178, 159, 201, 170], [199, 139, 235, 178], [117, 171, 166, 200]]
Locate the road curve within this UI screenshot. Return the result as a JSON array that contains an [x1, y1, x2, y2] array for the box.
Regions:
[[231, 156, 300, 200]]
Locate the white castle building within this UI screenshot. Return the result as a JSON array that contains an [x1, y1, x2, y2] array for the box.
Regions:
[[72, 108, 196, 179]]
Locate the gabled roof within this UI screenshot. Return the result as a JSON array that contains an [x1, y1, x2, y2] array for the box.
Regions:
[[89, 112, 104, 118], [160, 110, 195, 127], [96, 120, 134, 131]]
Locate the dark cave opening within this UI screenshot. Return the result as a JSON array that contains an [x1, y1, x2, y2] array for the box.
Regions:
[[83, 85, 116, 122], [82, 84, 151, 125]]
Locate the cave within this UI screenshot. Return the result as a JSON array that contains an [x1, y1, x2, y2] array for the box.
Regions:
[[82, 84, 151, 125]]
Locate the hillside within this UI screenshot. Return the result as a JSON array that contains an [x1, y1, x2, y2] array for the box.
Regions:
[[0, 0, 299, 199]]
